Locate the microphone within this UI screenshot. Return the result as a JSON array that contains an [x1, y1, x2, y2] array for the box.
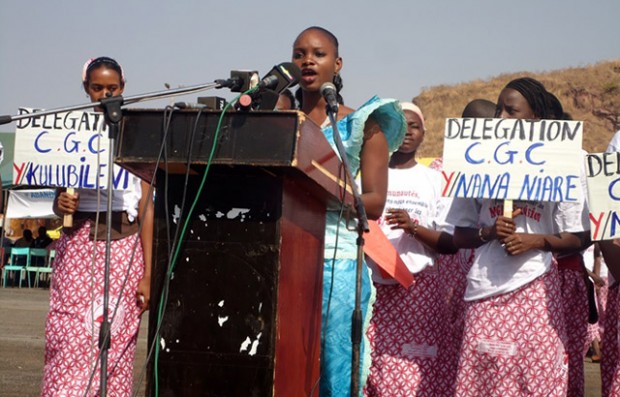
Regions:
[[320, 82, 339, 114], [251, 62, 302, 110], [257, 62, 302, 93], [0, 115, 13, 125], [257, 75, 279, 90], [215, 70, 259, 92], [174, 102, 207, 109]]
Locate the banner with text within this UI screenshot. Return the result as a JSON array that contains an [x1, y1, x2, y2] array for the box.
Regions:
[[441, 118, 583, 202], [13, 108, 131, 190], [585, 152, 620, 240], [6, 189, 57, 219]]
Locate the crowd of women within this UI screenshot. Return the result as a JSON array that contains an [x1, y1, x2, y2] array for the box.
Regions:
[[38, 25, 620, 397]]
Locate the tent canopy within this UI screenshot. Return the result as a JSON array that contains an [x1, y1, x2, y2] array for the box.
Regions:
[[5, 188, 57, 219]]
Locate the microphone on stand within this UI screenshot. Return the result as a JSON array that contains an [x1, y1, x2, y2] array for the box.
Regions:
[[251, 62, 302, 110], [257, 62, 302, 92], [320, 79, 367, 397], [215, 70, 259, 93], [320, 82, 339, 114], [174, 102, 207, 109]]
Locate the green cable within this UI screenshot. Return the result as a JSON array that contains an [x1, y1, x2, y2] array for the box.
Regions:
[[153, 88, 257, 396]]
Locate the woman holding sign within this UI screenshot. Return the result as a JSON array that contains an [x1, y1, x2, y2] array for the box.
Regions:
[[446, 77, 587, 396], [42, 57, 153, 397]]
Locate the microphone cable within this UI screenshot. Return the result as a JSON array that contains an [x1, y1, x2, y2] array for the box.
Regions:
[[130, 104, 179, 397], [150, 103, 206, 396], [149, 89, 250, 396]]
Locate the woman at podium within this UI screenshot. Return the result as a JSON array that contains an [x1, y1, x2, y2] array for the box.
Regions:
[[292, 26, 406, 396], [42, 56, 154, 397]]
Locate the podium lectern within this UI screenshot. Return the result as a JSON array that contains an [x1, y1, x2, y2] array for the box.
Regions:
[[117, 109, 351, 396]]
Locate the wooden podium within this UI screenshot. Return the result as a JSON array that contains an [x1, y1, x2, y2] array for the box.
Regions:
[[116, 109, 351, 396]]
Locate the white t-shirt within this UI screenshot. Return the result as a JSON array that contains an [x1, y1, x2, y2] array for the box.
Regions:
[[446, 198, 586, 301], [583, 244, 609, 278], [367, 164, 453, 284], [607, 129, 620, 153], [77, 166, 142, 221]]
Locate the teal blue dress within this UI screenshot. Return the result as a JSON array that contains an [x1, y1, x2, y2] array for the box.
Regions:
[[320, 96, 406, 396]]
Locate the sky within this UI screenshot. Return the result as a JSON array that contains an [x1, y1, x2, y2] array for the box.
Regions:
[[0, 0, 619, 128]]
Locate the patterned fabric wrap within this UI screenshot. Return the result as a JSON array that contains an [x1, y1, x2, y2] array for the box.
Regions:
[[454, 267, 569, 397], [558, 267, 589, 397], [597, 277, 610, 338], [438, 249, 475, 393], [364, 270, 457, 397], [430, 155, 476, 395], [602, 284, 620, 397], [42, 221, 145, 397]]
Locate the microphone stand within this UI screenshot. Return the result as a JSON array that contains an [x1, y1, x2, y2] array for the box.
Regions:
[[324, 102, 369, 397], [0, 81, 220, 126], [97, 95, 122, 397]]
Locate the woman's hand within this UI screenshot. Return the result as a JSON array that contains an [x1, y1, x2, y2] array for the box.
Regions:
[[590, 272, 605, 289], [501, 233, 541, 256], [136, 275, 151, 316], [56, 190, 79, 215], [385, 208, 417, 234], [494, 215, 516, 241]]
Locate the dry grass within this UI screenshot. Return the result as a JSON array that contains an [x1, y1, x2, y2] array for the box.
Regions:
[[413, 59, 620, 158]]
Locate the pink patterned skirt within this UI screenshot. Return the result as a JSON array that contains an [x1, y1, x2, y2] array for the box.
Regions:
[[558, 266, 589, 397], [454, 267, 568, 397], [598, 276, 610, 337], [365, 269, 455, 397], [41, 221, 145, 397], [602, 284, 619, 397]]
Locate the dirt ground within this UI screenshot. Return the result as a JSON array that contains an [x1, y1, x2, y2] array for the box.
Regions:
[[0, 288, 147, 397], [0, 287, 604, 397]]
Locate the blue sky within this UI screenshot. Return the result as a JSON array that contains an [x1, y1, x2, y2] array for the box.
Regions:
[[1, 0, 618, 125]]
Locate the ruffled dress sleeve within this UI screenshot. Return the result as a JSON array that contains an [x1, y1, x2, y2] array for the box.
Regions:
[[321, 96, 406, 177]]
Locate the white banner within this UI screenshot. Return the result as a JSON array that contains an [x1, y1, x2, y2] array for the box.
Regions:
[[441, 118, 583, 202], [6, 189, 57, 219], [585, 152, 620, 240], [13, 107, 131, 190]]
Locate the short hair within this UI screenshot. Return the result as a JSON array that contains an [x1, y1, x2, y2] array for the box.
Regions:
[[293, 26, 343, 107], [462, 99, 496, 118]]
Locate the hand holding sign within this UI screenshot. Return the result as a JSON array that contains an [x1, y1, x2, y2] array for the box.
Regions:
[[496, 207, 529, 256], [58, 188, 79, 227]]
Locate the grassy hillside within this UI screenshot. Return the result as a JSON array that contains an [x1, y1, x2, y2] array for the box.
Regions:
[[413, 59, 620, 158]]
